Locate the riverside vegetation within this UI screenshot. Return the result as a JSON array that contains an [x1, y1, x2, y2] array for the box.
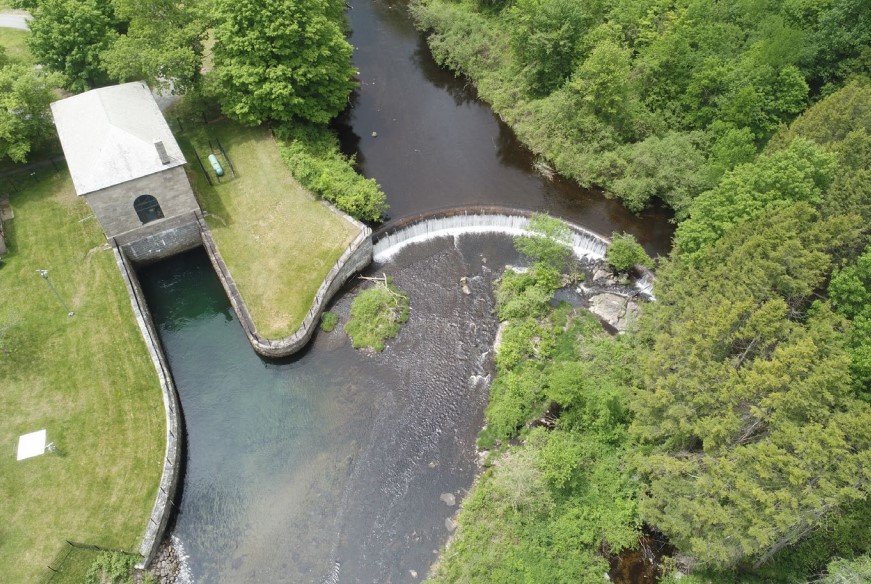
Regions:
[[344, 277, 410, 351], [411, 0, 871, 579], [3, 0, 870, 581]]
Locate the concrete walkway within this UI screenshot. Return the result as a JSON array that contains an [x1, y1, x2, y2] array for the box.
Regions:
[[0, 10, 30, 30]]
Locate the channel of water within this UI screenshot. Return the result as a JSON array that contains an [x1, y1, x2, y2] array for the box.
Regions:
[[138, 0, 675, 581]]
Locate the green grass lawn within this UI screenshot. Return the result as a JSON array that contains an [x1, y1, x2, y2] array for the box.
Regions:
[[0, 27, 34, 66], [179, 119, 361, 339], [0, 170, 164, 583]]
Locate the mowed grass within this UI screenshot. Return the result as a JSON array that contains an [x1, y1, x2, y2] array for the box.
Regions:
[[180, 120, 360, 338], [0, 27, 34, 66], [0, 171, 164, 583]]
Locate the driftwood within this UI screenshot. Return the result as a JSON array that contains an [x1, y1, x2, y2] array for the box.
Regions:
[[357, 273, 405, 300]]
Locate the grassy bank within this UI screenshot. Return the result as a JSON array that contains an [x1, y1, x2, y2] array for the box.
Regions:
[[0, 170, 164, 583], [0, 28, 33, 65], [178, 119, 360, 339]]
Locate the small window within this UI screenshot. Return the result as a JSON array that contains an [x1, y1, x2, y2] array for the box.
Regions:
[[134, 194, 164, 224]]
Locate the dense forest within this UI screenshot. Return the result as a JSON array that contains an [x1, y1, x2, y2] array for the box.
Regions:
[[2, 0, 869, 581], [410, 0, 871, 582]]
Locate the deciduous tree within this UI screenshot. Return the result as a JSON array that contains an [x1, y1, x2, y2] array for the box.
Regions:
[[211, 0, 355, 125]]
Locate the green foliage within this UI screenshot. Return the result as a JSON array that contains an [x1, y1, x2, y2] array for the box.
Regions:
[[276, 123, 387, 221], [822, 555, 871, 584], [829, 245, 871, 398], [632, 204, 870, 569], [211, 0, 355, 125], [606, 232, 653, 273], [0, 64, 61, 163], [514, 213, 573, 271], [85, 551, 137, 584], [27, 0, 118, 92], [436, 306, 642, 583], [344, 280, 409, 351], [319, 311, 339, 333], [674, 139, 837, 262], [609, 131, 713, 217], [101, 0, 207, 93], [413, 0, 871, 215], [508, 0, 599, 95], [768, 79, 871, 150]]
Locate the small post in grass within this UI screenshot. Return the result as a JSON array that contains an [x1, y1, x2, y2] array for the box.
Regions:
[[36, 269, 74, 317]]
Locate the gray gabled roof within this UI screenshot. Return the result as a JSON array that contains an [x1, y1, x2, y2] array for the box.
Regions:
[[51, 81, 186, 196]]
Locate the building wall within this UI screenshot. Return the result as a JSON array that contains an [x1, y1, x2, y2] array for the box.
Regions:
[[85, 166, 199, 241], [85, 166, 202, 263]]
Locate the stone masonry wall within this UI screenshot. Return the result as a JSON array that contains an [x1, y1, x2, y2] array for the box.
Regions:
[[86, 166, 199, 241], [111, 245, 183, 570], [198, 205, 373, 358], [119, 212, 203, 265]]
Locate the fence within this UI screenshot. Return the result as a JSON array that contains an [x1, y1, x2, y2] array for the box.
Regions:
[[40, 540, 139, 583], [0, 157, 66, 195]]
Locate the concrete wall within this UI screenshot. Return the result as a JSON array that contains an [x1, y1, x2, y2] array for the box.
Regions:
[[111, 245, 183, 569], [119, 212, 203, 265], [199, 205, 373, 358]]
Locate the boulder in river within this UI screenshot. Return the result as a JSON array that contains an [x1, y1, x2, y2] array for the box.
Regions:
[[587, 293, 639, 332]]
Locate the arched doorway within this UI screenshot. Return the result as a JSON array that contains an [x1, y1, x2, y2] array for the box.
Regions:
[[134, 194, 164, 224]]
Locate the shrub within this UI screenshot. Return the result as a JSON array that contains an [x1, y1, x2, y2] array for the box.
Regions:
[[86, 551, 137, 584], [276, 123, 388, 222], [606, 232, 652, 272], [320, 311, 339, 332], [344, 280, 409, 351]]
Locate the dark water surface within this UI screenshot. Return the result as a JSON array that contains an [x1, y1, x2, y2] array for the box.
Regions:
[[338, 0, 674, 255]]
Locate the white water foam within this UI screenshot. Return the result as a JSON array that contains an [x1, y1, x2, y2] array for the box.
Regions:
[[373, 214, 609, 263], [171, 535, 194, 584]]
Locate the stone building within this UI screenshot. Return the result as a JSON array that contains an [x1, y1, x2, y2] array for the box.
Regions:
[[51, 81, 202, 263]]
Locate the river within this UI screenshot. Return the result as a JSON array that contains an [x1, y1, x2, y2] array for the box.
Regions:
[[141, 0, 674, 582]]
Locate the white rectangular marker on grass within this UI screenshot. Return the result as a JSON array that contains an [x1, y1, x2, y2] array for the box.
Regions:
[[17, 429, 47, 461]]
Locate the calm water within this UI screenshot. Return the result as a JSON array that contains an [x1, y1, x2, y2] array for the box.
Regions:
[[337, 0, 674, 255], [141, 0, 677, 581]]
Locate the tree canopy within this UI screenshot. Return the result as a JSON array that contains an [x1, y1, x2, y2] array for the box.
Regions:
[[210, 0, 355, 125]]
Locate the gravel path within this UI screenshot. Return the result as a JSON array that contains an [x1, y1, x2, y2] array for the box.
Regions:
[[0, 11, 30, 30]]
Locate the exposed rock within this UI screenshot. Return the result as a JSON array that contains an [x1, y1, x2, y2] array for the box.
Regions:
[[410, 569, 419, 578], [440, 492, 456, 506], [460, 276, 471, 295], [587, 293, 640, 332], [445, 517, 458, 532], [592, 268, 616, 284], [493, 321, 509, 354]]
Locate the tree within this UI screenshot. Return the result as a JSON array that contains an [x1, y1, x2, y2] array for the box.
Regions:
[[211, 0, 355, 125], [514, 213, 573, 271], [508, 0, 599, 95], [674, 139, 837, 262], [101, 0, 208, 94], [606, 232, 652, 272], [632, 204, 870, 569], [828, 244, 871, 398], [27, 0, 118, 92], [569, 39, 633, 127], [0, 64, 61, 163], [610, 131, 712, 217]]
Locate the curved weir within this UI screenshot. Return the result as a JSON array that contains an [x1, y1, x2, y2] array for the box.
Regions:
[[373, 208, 610, 262]]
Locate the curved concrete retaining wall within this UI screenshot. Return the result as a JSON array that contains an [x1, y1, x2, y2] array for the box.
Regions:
[[112, 244, 183, 569], [197, 206, 373, 358]]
